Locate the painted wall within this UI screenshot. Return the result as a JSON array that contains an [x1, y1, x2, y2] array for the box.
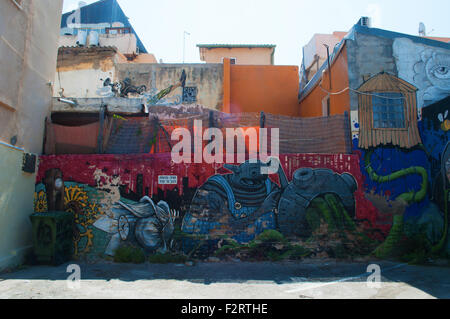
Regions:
[[393, 38, 450, 114], [346, 32, 450, 259], [116, 63, 224, 110], [53, 47, 120, 98], [34, 152, 398, 260], [295, 28, 450, 260], [299, 46, 350, 118], [199, 47, 275, 65], [0, 0, 63, 271], [299, 28, 450, 142], [227, 64, 300, 116]]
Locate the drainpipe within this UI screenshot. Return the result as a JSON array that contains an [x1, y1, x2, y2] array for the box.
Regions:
[[57, 98, 77, 106], [323, 44, 332, 90]]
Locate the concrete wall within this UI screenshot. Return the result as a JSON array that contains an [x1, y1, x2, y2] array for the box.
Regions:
[[116, 63, 224, 110], [0, 0, 62, 152], [199, 47, 274, 65], [346, 32, 398, 113], [53, 47, 120, 98], [0, 0, 63, 271]]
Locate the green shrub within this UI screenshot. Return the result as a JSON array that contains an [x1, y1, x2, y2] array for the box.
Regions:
[[113, 246, 146, 264], [287, 245, 312, 260], [254, 230, 286, 244]]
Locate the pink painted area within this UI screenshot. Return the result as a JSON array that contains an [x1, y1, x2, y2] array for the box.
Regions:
[[36, 152, 386, 234]]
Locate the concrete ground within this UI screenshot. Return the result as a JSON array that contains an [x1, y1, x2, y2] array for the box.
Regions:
[[0, 259, 449, 299]]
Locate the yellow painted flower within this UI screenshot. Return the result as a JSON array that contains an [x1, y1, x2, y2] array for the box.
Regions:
[[64, 186, 89, 208], [34, 191, 48, 213]]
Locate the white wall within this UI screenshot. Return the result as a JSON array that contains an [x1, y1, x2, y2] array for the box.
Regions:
[[0, 0, 63, 271], [59, 33, 138, 55]]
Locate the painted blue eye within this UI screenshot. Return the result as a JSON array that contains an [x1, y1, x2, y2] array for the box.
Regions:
[[432, 65, 450, 79]]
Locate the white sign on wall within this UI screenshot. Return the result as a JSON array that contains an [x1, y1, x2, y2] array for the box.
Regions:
[[158, 175, 178, 185]]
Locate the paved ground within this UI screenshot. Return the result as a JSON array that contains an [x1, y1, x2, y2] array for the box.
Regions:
[[0, 259, 449, 299]]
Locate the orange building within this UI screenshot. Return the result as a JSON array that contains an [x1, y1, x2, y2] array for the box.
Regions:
[[198, 44, 276, 65], [222, 58, 300, 116]]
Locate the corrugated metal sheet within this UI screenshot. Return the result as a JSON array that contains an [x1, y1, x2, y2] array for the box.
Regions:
[[357, 72, 422, 149]]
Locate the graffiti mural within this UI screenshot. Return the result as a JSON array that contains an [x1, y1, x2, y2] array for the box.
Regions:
[[36, 153, 386, 260], [394, 38, 450, 112], [181, 160, 281, 244], [34, 86, 450, 264], [99, 70, 188, 106], [352, 80, 450, 260]]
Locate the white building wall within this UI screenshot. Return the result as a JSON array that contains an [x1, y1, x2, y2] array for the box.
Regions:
[[0, 0, 63, 271]]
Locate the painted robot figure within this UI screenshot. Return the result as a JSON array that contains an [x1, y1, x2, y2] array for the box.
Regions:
[[94, 197, 179, 256], [182, 160, 283, 244]]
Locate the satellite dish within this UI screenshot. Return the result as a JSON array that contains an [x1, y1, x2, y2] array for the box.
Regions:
[[419, 22, 426, 36]]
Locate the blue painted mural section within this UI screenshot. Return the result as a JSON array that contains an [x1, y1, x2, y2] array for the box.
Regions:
[[357, 144, 430, 219], [354, 96, 449, 223]]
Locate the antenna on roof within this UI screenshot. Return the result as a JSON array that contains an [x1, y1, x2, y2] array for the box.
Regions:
[[419, 22, 426, 36]]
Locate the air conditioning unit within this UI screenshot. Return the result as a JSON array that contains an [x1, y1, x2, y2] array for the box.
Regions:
[[88, 31, 99, 47], [359, 17, 371, 28], [76, 30, 87, 46]]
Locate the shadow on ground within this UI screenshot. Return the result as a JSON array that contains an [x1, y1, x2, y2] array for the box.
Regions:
[[1, 259, 449, 298]]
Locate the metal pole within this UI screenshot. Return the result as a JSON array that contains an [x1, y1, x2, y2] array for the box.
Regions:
[[323, 44, 332, 90], [183, 31, 190, 63]]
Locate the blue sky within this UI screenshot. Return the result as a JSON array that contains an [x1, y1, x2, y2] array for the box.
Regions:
[[63, 0, 450, 66]]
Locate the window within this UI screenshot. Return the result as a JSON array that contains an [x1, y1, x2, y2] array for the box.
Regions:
[[372, 92, 405, 129], [230, 58, 237, 65], [357, 72, 421, 149]]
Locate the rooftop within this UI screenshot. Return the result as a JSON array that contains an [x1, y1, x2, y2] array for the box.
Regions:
[[299, 23, 450, 102], [60, 0, 148, 54]]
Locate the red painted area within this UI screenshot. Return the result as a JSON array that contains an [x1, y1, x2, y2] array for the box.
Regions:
[[36, 152, 386, 233]]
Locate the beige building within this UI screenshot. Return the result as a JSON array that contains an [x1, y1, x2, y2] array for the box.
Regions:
[[302, 32, 348, 82], [0, 0, 63, 271], [197, 44, 276, 65]]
